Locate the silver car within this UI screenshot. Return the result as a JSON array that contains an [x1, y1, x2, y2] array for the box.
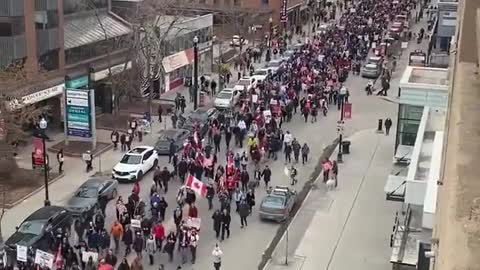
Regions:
[[259, 186, 296, 222], [65, 178, 118, 217], [361, 63, 382, 78]]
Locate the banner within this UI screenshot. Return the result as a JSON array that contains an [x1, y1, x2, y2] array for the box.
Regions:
[[280, 0, 288, 22], [343, 103, 352, 119], [17, 245, 27, 262]]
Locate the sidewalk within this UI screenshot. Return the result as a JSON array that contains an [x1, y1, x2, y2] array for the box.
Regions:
[[264, 128, 401, 270]]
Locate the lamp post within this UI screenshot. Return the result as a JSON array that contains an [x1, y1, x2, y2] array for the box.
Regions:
[[193, 36, 199, 110], [337, 99, 345, 163], [39, 118, 50, 206]]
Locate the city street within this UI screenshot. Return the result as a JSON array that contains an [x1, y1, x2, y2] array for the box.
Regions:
[[1, 3, 431, 270]]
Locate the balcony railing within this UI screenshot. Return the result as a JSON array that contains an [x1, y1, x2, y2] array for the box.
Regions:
[[0, 0, 24, 16], [36, 28, 59, 55], [0, 35, 26, 67]]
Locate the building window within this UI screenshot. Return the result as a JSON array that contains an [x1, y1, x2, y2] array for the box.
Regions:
[[34, 10, 59, 30], [396, 104, 423, 147], [0, 17, 25, 36]]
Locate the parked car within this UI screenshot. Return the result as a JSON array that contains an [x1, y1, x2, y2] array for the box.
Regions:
[[236, 76, 257, 91], [367, 56, 384, 67], [65, 178, 118, 217], [230, 35, 248, 47], [259, 186, 296, 222], [214, 88, 242, 109], [281, 50, 295, 61], [265, 59, 283, 74], [180, 107, 219, 137], [154, 129, 190, 155], [361, 63, 382, 78], [5, 206, 72, 252], [254, 68, 270, 76], [112, 146, 159, 181]]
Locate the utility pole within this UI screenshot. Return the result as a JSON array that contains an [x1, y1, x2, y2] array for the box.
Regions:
[[337, 97, 345, 163]]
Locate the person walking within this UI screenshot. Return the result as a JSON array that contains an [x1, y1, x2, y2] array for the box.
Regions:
[[83, 150, 93, 172], [301, 143, 310, 165], [212, 244, 223, 270], [57, 149, 64, 173], [238, 200, 249, 228], [206, 183, 215, 210], [290, 165, 298, 185], [157, 105, 163, 123], [212, 209, 222, 239], [261, 166, 272, 188], [178, 227, 189, 264], [292, 139, 301, 163], [146, 234, 156, 265], [120, 133, 126, 152], [332, 160, 339, 187], [153, 222, 165, 251], [164, 231, 176, 262], [133, 232, 144, 259], [384, 118, 392, 135], [122, 225, 133, 255], [111, 130, 119, 150], [220, 209, 231, 241], [189, 230, 199, 264], [110, 221, 124, 254]]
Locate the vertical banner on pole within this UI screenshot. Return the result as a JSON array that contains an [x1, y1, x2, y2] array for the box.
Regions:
[[281, 0, 288, 22], [343, 103, 352, 119]]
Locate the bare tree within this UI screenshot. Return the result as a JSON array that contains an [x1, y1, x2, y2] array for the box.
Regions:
[[86, 0, 190, 117], [0, 64, 46, 180]]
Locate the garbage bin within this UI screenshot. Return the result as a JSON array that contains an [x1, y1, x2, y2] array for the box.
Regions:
[[342, 141, 351, 154]]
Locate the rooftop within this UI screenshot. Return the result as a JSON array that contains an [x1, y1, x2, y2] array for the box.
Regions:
[[408, 68, 449, 85]]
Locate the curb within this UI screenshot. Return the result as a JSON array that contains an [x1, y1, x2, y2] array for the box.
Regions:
[[5, 172, 65, 209], [47, 143, 113, 158], [257, 139, 339, 270]]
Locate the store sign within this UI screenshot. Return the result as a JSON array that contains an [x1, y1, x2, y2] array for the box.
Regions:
[[10, 83, 65, 109], [162, 50, 190, 73], [281, 0, 288, 22], [90, 61, 132, 82], [65, 76, 88, 89], [65, 89, 92, 138]]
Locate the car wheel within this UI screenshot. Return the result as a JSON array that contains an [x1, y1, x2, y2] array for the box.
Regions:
[[137, 171, 143, 181], [153, 159, 158, 169], [111, 188, 118, 199]]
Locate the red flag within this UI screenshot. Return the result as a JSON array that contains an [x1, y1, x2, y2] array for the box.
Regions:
[[185, 174, 207, 197]]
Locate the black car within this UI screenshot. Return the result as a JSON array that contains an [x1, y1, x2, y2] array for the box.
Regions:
[[5, 206, 72, 252], [154, 129, 190, 155], [180, 107, 219, 137]]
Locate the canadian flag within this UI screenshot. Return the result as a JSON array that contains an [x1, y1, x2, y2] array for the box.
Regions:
[[185, 174, 207, 197]]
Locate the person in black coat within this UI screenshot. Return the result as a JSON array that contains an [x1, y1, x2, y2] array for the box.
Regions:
[[261, 166, 272, 188], [220, 209, 231, 241], [133, 232, 144, 258], [122, 225, 133, 255], [212, 210, 222, 239], [104, 249, 117, 266], [206, 184, 215, 210]]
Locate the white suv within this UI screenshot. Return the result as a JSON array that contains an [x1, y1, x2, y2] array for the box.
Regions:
[[112, 146, 158, 181]]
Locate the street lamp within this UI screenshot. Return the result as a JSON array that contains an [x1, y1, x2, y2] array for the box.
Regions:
[[39, 118, 50, 206], [193, 36, 199, 110]]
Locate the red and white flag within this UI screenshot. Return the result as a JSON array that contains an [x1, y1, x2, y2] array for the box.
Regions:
[[185, 174, 207, 197]]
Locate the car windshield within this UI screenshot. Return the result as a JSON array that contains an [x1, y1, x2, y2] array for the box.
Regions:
[[75, 186, 98, 198], [263, 196, 285, 208], [120, 154, 142, 164], [18, 220, 45, 235], [189, 112, 208, 122], [267, 61, 281, 68], [365, 65, 378, 70], [255, 70, 268, 75], [217, 92, 232, 99], [238, 79, 251, 87]]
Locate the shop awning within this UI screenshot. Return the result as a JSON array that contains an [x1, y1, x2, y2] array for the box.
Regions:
[[64, 11, 131, 50], [384, 175, 406, 202]]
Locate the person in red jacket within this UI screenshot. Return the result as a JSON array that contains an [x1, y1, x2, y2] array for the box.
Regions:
[[188, 203, 199, 218], [153, 222, 165, 251]]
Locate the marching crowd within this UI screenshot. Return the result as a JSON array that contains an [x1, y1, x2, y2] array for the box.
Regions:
[[6, 0, 423, 270]]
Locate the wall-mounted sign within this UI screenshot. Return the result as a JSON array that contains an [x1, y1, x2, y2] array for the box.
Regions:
[[281, 0, 288, 22], [65, 76, 88, 89], [65, 89, 93, 138], [9, 83, 65, 109], [162, 50, 192, 73], [90, 61, 132, 82]]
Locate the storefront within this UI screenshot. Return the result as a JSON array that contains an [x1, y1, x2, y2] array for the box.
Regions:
[[89, 61, 132, 114], [11, 81, 65, 129], [162, 41, 213, 94]]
